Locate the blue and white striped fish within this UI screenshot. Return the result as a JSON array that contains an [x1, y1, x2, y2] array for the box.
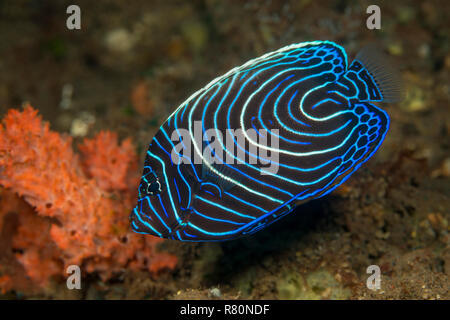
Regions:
[[130, 40, 402, 241]]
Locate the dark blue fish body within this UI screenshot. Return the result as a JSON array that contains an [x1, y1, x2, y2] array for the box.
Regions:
[[130, 41, 401, 241]]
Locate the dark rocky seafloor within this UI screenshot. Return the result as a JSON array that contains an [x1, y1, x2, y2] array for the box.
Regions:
[[0, 0, 448, 299]]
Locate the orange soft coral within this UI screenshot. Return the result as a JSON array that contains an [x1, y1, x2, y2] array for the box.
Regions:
[[0, 105, 177, 288], [0, 189, 40, 292], [79, 131, 139, 192]]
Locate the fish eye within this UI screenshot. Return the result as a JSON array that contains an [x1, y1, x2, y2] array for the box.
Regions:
[[139, 170, 163, 197], [146, 179, 162, 195]]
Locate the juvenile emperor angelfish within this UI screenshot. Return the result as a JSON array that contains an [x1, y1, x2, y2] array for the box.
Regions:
[[130, 40, 402, 241]]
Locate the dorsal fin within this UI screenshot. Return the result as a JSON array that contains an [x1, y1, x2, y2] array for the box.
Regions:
[[353, 45, 404, 103]]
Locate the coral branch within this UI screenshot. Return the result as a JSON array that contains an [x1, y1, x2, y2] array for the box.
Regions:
[[79, 131, 138, 192], [0, 105, 177, 289]]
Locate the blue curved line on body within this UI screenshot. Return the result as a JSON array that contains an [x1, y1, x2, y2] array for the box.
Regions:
[[311, 98, 343, 110], [131, 220, 149, 235], [169, 121, 202, 182], [158, 126, 205, 207], [152, 135, 194, 208], [251, 116, 265, 137], [355, 71, 370, 100], [157, 195, 170, 219], [342, 73, 361, 99], [196, 195, 256, 220], [133, 207, 162, 237], [173, 177, 183, 209], [180, 102, 188, 123], [183, 230, 198, 238], [192, 208, 247, 226], [223, 191, 268, 213], [146, 151, 181, 223], [152, 137, 174, 166], [335, 79, 352, 92], [139, 196, 171, 232], [299, 83, 355, 122], [203, 190, 215, 197], [255, 72, 312, 144], [327, 90, 349, 100], [287, 90, 310, 127], [200, 182, 222, 197]]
